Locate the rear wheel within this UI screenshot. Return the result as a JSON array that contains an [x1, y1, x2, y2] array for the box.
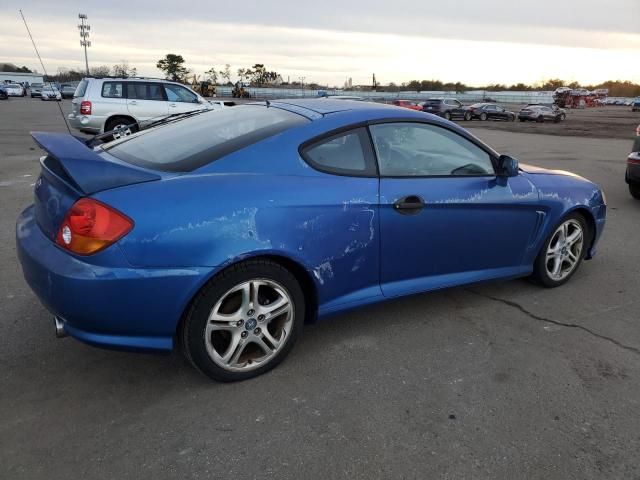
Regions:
[[536, 115, 544, 123], [480, 112, 488, 121], [443, 111, 451, 120], [531, 213, 588, 287], [181, 259, 305, 382], [464, 112, 472, 121], [105, 117, 138, 141], [629, 182, 640, 200]]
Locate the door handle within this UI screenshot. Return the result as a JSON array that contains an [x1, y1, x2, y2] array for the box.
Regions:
[[169, 103, 177, 107], [129, 100, 137, 105], [393, 195, 425, 215]]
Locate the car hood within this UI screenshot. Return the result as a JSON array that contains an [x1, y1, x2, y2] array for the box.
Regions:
[[519, 163, 587, 180]]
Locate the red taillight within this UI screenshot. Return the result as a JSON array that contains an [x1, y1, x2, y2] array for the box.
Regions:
[[56, 198, 133, 255], [80, 100, 92, 115]]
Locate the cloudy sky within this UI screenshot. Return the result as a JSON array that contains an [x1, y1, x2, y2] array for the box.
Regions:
[[1, 0, 639, 87]]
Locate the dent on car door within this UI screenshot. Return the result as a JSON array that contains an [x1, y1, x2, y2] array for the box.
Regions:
[[371, 122, 541, 297], [296, 127, 382, 313]]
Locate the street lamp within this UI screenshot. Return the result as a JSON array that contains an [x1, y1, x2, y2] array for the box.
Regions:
[[78, 14, 91, 75]]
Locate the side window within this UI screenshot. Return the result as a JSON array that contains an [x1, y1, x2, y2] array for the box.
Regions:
[[164, 84, 198, 103], [101, 82, 123, 98], [301, 128, 375, 176], [369, 123, 495, 177], [126, 83, 166, 101]]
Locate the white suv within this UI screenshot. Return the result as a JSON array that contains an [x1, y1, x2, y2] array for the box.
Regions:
[[68, 77, 217, 135]]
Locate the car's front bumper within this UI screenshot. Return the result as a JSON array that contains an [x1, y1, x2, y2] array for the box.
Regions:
[[16, 205, 213, 352]]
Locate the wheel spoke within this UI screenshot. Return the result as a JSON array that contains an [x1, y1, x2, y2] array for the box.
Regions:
[[253, 336, 275, 356], [225, 336, 247, 365], [566, 229, 582, 246], [262, 329, 282, 350], [551, 256, 562, 276]]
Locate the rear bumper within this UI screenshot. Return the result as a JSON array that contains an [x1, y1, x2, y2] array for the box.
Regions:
[[68, 114, 102, 133], [626, 153, 640, 184], [16, 205, 213, 352]]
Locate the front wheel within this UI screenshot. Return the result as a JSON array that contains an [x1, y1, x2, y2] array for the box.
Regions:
[[629, 182, 640, 199], [181, 260, 305, 382], [480, 112, 488, 121], [464, 112, 472, 121], [443, 111, 451, 120], [536, 116, 544, 123], [531, 213, 588, 287]]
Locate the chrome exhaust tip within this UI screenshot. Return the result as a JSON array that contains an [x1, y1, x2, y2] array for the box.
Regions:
[[54, 316, 68, 338]]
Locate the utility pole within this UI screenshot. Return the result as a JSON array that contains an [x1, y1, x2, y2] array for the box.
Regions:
[[299, 76, 306, 98], [78, 14, 91, 75]]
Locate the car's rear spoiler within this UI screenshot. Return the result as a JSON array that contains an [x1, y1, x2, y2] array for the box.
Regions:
[[31, 131, 160, 195]]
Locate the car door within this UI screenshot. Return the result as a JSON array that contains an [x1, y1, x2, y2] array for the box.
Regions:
[[164, 83, 203, 114], [370, 121, 542, 297], [126, 82, 168, 122], [493, 105, 507, 120], [447, 99, 464, 117]]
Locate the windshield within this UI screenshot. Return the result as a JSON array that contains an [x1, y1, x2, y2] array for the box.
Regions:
[[106, 105, 309, 172]]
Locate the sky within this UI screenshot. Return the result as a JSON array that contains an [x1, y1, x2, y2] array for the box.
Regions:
[[1, 0, 639, 87]]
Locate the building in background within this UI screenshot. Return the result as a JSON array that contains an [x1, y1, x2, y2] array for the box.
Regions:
[[0, 71, 44, 86]]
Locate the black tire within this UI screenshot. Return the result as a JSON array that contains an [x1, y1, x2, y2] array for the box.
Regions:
[[536, 116, 544, 123], [519, 118, 525, 122], [629, 182, 640, 200], [480, 112, 488, 121], [105, 117, 138, 141], [181, 259, 305, 382], [560, 113, 566, 121], [531, 212, 589, 288], [511, 114, 516, 122], [464, 112, 472, 121], [443, 111, 451, 120]]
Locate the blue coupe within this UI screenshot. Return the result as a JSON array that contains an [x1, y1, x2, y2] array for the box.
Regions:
[[17, 99, 607, 381]]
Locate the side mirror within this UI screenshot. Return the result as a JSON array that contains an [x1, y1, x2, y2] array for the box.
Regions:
[[498, 155, 519, 177]]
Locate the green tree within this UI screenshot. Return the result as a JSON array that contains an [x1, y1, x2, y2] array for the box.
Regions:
[[156, 54, 189, 82], [218, 64, 231, 84], [205, 67, 218, 84]]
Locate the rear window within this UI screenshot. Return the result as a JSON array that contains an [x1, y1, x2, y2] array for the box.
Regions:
[[102, 82, 123, 98], [74, 80, 88, 97], [105, 105, 309, 172]]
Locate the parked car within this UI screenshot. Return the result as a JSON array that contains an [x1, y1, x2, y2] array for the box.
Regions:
[[392, 99, 423, 111], [421, 98, 468, 120], [29, 83, 44, 97], [632, 98, 640, 112], [467, 103, 516, 121], [60, 84, 76, 99], [40, 86, 62, 101], [0, 85, 8, 100], [518, 105, 564, 123], [17, 99, 607, 382], [626, 125, 640, 199], [68, 77, 213, 137], [4, 83, 25, 97]]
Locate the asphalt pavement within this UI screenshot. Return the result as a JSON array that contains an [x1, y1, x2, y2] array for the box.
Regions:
[[1, 97, 639, 479]]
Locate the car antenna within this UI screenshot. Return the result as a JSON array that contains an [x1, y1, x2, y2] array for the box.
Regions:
[[19, 9, 72, 135]]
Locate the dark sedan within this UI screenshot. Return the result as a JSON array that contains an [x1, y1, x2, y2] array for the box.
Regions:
[[626, 127, 640, 199], [0, 85, 8, 100], [468, 103, 516, 121], [60, 85, 76, 99], [518, 105, 564, 123]]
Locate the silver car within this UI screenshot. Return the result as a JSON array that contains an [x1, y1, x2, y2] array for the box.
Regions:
[[68, 77, 217, 136]]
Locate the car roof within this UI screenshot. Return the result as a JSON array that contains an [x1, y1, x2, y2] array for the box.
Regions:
[[263, 98, 393, 116]]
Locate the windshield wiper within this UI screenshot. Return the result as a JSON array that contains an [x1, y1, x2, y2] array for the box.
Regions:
[[85, 108, 210, 148]]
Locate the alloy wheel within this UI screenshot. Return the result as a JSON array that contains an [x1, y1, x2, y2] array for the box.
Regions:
[[204, 279, 294, 372], [545, 219, 584, 281]]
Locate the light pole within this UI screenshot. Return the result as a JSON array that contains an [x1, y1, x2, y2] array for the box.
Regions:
[[78, 14, 91, 75], [299, 76, 305, 98]]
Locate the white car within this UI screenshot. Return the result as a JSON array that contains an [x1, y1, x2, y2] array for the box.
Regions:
[[68, 77, 216, 136], [4, 84, 25, 97], [41, 86, 62, 101]]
